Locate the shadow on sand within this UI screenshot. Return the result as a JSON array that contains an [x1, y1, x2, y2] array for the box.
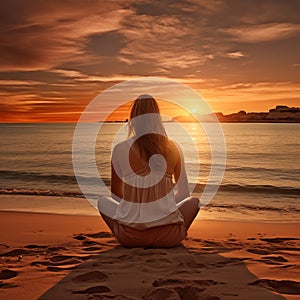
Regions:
[[37, 232, 290, 299]]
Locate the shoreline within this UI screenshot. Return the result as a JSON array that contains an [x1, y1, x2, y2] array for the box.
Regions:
[[0, 194, 299, 224], [1, 208, 300, 224]]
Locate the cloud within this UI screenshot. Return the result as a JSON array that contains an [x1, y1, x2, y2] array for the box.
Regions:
[[200, 81, 300, 103], [50, 69, 142, 83], [0, 1, 130, 71], [220, 23, 300, 43], [185, 0, 224, 13], [0, 80, 42, 86], [225, 51, 246, 59], [50, 69, 209, 86], [118, 13, 215, 71]]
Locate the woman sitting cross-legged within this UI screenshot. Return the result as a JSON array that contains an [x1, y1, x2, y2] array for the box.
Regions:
[[98, 94, 200, 248]]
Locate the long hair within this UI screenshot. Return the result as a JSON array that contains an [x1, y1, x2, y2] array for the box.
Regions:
[[128, 95, 168, 160]]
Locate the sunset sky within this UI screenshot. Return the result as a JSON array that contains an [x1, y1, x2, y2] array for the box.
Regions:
[[0, 0, 299, 122]]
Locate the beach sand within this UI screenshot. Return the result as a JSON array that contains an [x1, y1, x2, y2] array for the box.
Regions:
[[0, 196, 299, 299]]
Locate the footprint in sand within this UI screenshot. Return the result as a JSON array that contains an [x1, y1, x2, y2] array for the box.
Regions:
[[49, 255, 82, 266], [148, 278, 224, 300], [82, 246, 102, 251], [82, 240, 98, 246], [45, 246, 67, 254], [0, 282, 18, 289], [73, 234, 86, 240], [31, 254, 92, 269], [144, 285, 217, 300], [258, 255, 289, 267], [86, 231, 113, 238], [261, 255, 288, 262], [24, 244, 47, 249], [72, 285, 111, 294], [260, 237, 299, 243], [0, 270, 18, 289], [153, 278, 224, 288], [257, 259, 283, 266], [50, 255, 75, 262], [143, 287, 181, 300], [250, 279, 300, 295], [0, 269, 18, 280], [31, 261, 50, 267], [47, 265, 78, 272], [246, 248, 270, 255], [0, 248, 28, 256], [45, 255, 86, 272], [72, 270, 108, 282], [175, 286, 209, 300]]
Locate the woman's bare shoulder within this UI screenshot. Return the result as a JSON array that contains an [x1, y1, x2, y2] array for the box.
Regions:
[[167, 139, 181, 157]]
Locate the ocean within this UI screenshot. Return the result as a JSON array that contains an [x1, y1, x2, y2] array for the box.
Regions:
[[0, 122, 299, 222]]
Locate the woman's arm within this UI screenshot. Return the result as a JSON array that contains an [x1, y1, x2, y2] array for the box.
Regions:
[[173, 143, 190, 203], [111, 147, 123, 202]]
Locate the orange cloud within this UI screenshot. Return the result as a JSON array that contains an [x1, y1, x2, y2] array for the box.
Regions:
[[220, 23, 300, 43]]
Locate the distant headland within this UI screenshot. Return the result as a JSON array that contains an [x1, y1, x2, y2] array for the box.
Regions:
[[172, 105, 300, 123]]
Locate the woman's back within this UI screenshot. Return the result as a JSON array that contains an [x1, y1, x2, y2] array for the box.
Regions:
[[112, 138, 184, 229]]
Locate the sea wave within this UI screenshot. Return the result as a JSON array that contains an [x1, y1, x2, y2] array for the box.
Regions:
[[0, 170, 110, 185], [204, 203, 300, 213], [1, 188, 299, 214], [0, 188, 83, 197], [193, 183, 300, 196], [1, 169, 299, 196], [0, 170, 77, 183], [226, 165, 300, 175]]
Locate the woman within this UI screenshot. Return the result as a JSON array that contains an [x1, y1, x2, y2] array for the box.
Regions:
[[98, 94, 200, 247]]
